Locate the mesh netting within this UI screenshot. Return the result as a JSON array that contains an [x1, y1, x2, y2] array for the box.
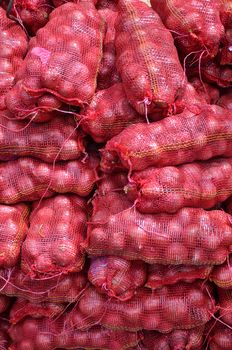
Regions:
[[88, 256, 147, 300], [0, 268, 87, 303], [1, 0, 52, 35], [5, 2, 104, 119], [125, 157, 232, 214], [220, 0, 232, 27], [190, 77, 220, 104], [10, 298, 65, 324], [226, 196, 232, 214], [146, 264, 212, 290], [220, 28, 232, 65], [151, 0, 224, 57], [87, 192, 232, 265], [0, 319, 9, 350], [114, 0, 186, 116], [97, 8, 121, 90], [210, 255, 232, 289], [209, 323, 232, 350], [69, 283, 215, 332], [218, 89, 232, 111], [52, 0, 97, 6], [218, 288, 232, 327], [197, 60, 232, 87], [0, 8, 28, 111], [0, 203, 29, 268], [81, 83, 143, 143], [21, 194, 88, 276], [101, 105, 232, 173], [97, 172, 128, 195], [9, 317, 141, 350], [0, 156, 98, 204], [136, 327, 205, 350], [0, 114, 84, 162], [0, 295, 10, 314]]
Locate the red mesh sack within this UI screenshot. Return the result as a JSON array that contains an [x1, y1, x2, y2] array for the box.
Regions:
[[101, 105, 232, 173], [52, 0, 97, 6], [0, 156, 98, 204], [190, 77, 220, 104], [218, 288, 232, 327], [146, 264, 212, 290], [5, 2, 104, 119], [0, 8, 28, 111], [70, 283, 216, 332], [1, 0, 52, 35], [88, 257, 147, 300], [151, 0, 224, 58], [199, 60, 232, 87], [137, 328, 205, 350], [209, 323, 232, 350], [0, 320, 9, 350], [0, 203, 29, 267], [0, 268, 87, 303], [87, 192, 232, 265], [97, 8, 120, 90], [97, 172, 128, 195], [10, 298, 65, 324], [81, 83, 143, 143], [114, 0, 186, 116], [218, 89, 232, 110], [0, 115, 84, 162], [21, 194, 88, 276], [226, 196, 232, 214], [220, 0, 232, 28], [210, 255, 232, 288], [220, 28, 232, 65], [125, 157, 232, 214], [9, 317, 141, 350], [0, 295, 10, 313]]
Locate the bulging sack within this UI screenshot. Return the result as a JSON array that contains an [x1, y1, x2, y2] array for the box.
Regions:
[[210, 255, 232, 289]]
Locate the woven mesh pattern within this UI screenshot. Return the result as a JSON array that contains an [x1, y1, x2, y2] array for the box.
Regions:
[[52, 0, 97, 6], [218, 90, 232, 110], [0, 157, 98, 204], [218, 289, 232, 327], [0, 295, 10, 314], [81, 83, 143, 143], [220, 0, 232, 27], [210, 255, 232, 288], [0, 8, 28, 111], [1, 0, 52, 35], [87, 192, 232, 265], [21, 194, 88, 276], [190, 77, 220, 104], [10, 298, 65, 324], [0, 320, 9, 350], [5, 2, 104, 118], [0, 115, 84, 162], [138, 328, 205, 350], [226, 196, 232, 214], [209, 324, 232, 350], [97, 8, 121, 90], [126, 158, 232, 214], [9, 318, 140, 350], [0, 268, 87, 303], [199, 60, 232, 87], [151, 0, 224, 57], [220, 28, 232, 65], [114, 0, 186, 115], [88, 257, 147, 300], [146, 264, 212, 290], [0, 203, 29, 268], [97, 172, 128, 195], [101, 105, 232, 172], [70, 283, 215, 332]]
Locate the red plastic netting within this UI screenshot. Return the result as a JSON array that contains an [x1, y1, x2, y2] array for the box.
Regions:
[[9, 317, 141, 350], [81, 83, 143, 143], [97, 172, 128, 195], [190, 77, 220, 104], [218, 288, 232, 327], [87, 192, 232, 265], [135, 327, 205, 350], [220, 28, 232, 65], [0, 268, 87, 303], [0, 203, 29, 268], [88, 256, 147, 300], [1, 0, 52, 35], [0, 320, 9, 350], [0, 114, 84, 162], [218, 89, 232, 110], [220, 0, 232, 27], [209, 323, 232, 350], [210, 255, 232, 288], [69, 282, 216, 332], [146, 264, 212, 290], [97, 8, 120, 90], [197, 60, 232, 87], [151, 0, 224, 58], [52, 0, 97, 6], [125, 157, 232, 214], [21, 194, 88, 276], [0, 8, 28, 111], [0, 156, 98, 204], [5, 2, 105, 119], [114, 0, 186, 116], [101, 105, 232, 173], [226, 196, 232, 214], [10, 298, 65, 324], [0, 295, 10, 314]]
